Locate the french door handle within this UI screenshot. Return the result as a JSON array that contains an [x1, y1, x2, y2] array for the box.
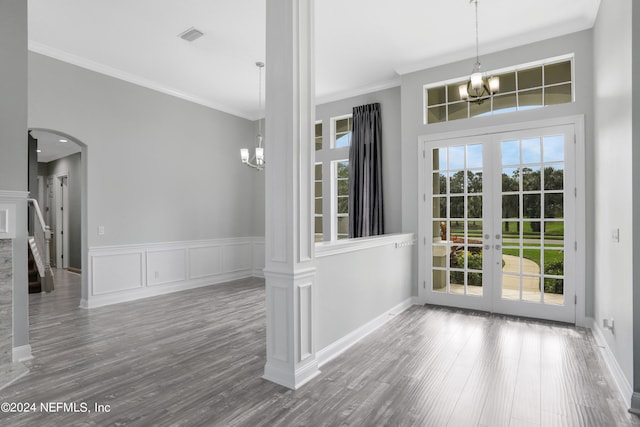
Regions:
[[495, 244, 502, 250], [484, 244, 491, 250]]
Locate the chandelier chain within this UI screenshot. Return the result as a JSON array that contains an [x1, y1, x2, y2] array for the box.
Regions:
[[257, 62, 263, 137], [474, 0, 480, 69]]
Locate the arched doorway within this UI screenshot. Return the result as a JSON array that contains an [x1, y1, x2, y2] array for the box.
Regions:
[[28, 128, 88, 310]]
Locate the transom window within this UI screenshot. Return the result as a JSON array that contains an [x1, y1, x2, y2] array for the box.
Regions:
[[424, 56, 574, 124]]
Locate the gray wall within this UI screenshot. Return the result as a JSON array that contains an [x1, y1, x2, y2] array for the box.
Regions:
[[593, 0, 634, 396], [315, 86, 403, 234], [42, 153, 82, 269], [249, 87, 403, 238], [28, 52, 257, 249], [634, 0, 640, 408], [0, 1, 27, 192], [400, 30, 595, 307], [0, 0, 29, 350]]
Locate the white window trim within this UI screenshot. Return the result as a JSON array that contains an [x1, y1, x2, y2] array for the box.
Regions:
[[314, 114, 352, 242], [330, 113, 353, 149], [332, 159, 350, 241]]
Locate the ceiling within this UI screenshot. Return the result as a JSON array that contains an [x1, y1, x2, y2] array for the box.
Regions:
[[28, 0, 601, 122], [31, 130, 82, 163]]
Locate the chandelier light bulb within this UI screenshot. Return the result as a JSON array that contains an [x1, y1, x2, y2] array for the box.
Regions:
[[470, 72, 483, 90], [240, 148, 249, 163]]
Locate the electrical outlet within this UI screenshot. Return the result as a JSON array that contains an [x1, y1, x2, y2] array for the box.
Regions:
[[603, 318, 615, 333]]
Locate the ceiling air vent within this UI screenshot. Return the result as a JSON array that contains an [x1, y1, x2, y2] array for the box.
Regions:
[[178, 27, 204, 42]]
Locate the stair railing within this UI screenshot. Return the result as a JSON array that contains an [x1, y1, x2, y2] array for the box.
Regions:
[[27, 199, 54, 292]]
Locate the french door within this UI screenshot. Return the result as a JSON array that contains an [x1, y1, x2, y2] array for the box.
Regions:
[[421, 124, 577, 323]]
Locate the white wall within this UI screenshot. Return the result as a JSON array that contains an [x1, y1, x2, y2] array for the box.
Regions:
[[315, 234, 414, 352], [592, 0, 634, 398], [633, 0, 640, 410]]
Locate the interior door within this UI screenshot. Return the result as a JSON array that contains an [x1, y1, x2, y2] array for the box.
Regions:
[[422, 125, 576, 323]]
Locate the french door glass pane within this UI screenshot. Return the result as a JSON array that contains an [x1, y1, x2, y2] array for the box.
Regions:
[[430, 144, 484, 296], [544, 165, 564, 190], [500, 135, 566, 305], [467, 170, 483, 193], [522, 166, 541, 191]]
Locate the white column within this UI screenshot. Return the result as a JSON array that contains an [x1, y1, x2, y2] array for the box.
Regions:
[[262, 0, 319, 389]]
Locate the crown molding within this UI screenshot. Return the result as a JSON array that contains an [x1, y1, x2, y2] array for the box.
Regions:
[[28, 41, 254, 121], [315, 77, 401, 107]]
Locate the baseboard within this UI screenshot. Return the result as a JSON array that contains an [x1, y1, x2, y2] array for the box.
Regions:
[[588, 317, 633, 409], [263, 359, 320, 390], [12, 345, 33, 363], [630, 392, 640, 416], [67, 267, 81, 274], [81, 271, 252, 309], [317, 297, 417, 367]]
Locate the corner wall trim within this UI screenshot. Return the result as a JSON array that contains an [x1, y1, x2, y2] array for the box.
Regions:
[[12, 345, 33, 363], [317, 297, 417, 367], [588, 317, 633, 409]]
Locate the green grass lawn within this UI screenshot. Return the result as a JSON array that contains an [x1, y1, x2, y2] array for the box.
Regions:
[[502, 247, 564, 274], [450, 221, 564, 240]]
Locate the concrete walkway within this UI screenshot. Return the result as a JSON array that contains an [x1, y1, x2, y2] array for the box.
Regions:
[[501, 254, 563, 304], [451, 255, 564, 304]]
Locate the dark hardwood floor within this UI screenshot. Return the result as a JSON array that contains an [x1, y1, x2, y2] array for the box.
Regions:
[[0, 269, 637, 426]]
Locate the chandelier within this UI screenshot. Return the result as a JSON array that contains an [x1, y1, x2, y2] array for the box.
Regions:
[[240, 61, 265, 170], [458, 0, 499, 103]]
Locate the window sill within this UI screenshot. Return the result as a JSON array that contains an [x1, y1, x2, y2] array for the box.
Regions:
[[315, 233, 415, 258]]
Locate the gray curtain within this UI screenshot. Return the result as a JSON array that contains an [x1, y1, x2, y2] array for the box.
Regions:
[[348, 103, 384, 238]]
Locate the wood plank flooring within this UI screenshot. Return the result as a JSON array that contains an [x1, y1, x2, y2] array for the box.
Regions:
[[0, 269, 637, 426]]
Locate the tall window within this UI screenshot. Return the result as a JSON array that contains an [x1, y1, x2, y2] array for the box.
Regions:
[[314, 114, 352, 241], [335, 160, 349, 240], [314, 122, 323, 242], [314, 163, 323, 242]]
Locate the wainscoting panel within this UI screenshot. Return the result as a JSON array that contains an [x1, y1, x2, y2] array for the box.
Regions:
[[222, 242, 252, 273], [91, 251, 144, 295], [252, 238, 265, 277], [188, 245, 223, 279], [146, 248, 187, 287], [87, 237, 263, 308]]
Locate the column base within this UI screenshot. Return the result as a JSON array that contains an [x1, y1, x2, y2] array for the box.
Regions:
[[263, 358, 320, 390]]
